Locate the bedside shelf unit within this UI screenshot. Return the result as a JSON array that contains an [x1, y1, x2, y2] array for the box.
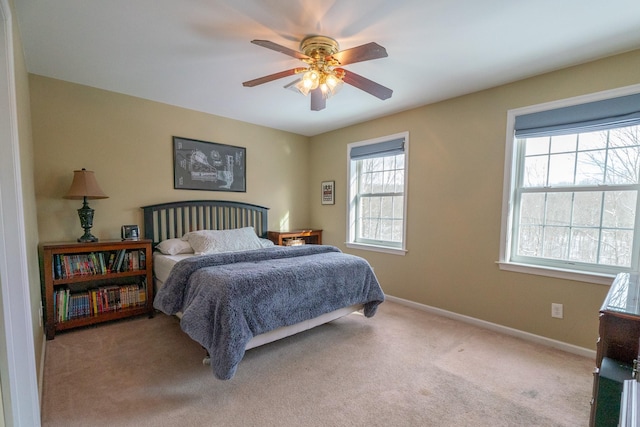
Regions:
[[41, 239, 153, 340], [267, 230, 323, 246]]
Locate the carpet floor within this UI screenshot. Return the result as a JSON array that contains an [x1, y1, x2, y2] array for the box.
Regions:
[[41, 301, 593, 426]]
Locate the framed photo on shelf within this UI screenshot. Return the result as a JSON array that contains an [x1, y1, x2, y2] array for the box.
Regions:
[[321, 180, 335, 205], [121, 225, 140, 241], [173, 136, 246, 192]]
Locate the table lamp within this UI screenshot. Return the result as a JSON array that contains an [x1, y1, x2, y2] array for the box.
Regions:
[[64, 168, 108, 242]]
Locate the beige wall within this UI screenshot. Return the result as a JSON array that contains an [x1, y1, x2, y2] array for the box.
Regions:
[[30, 76, 311, 243], [309, 49, 640, 350], [29, 49, 640, 354]]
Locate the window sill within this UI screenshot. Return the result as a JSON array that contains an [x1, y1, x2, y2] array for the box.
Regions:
[[496, 261, 615, 286], [346, 242, 407, 256]]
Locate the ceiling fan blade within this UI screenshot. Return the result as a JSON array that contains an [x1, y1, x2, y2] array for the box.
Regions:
[[283, 77, 301, 90], [340, 69, 393, 100], [243, 69, 300, 87], [310, 89, 326, 111], [332, 42, 388, 65], [251, 40, 310, 60]]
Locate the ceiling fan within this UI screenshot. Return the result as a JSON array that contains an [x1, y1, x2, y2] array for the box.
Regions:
[[242, 35, 392, 111]]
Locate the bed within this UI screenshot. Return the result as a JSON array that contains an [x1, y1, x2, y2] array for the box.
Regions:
[[141, 200, 385, 379]]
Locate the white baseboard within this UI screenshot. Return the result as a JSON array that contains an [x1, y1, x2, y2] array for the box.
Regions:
[[385, 295, 596, 360]]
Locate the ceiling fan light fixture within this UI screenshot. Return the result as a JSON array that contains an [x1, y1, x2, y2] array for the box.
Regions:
[[320, 72, 344, 99], [302, 69, 320, 90], [289, 78, 311, 96]]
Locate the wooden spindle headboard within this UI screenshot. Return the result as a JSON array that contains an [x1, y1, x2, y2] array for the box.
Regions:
[[141, 200, 269, 247]]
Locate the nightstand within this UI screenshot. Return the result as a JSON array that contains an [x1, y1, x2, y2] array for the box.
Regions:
[[267, 230, 322, 246]]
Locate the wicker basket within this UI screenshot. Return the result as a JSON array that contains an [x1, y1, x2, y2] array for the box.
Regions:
[[284, 238, 305, 246]]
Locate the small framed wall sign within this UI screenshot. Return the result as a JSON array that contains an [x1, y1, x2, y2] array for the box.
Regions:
[[121, 225, 140, 240], [321, 180, 335, 205]]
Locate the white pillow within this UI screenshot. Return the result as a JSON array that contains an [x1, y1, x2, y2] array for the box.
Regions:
[[183, 227, 264, 255], [155, 238, 194, 255], [259, 238, 275, 248]]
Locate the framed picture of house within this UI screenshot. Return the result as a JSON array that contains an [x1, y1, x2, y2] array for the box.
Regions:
[[173, 136, 246, 192], [321, 180, 335, 205]]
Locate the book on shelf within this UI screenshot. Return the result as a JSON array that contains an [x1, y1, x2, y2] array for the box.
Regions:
[[52, 252, 104, 279], [113, 249, 125, 273], [54, 254, 63, 280], [52, 248, 148, 279], [53, 278, 147, 323], [106, 251, 116, 272]]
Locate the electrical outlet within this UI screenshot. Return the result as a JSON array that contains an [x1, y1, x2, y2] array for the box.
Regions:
[[551, 303, 563, 319]]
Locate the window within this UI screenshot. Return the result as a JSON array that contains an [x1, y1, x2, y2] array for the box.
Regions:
[[500, 87, 640, 283], [347, 132, 408, 255]]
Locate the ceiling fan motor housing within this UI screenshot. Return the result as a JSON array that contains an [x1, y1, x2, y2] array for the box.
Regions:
[[300, 36, 340, 59]]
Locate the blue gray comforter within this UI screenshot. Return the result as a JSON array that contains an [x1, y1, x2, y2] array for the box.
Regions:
[[153, 245, 385, 379]]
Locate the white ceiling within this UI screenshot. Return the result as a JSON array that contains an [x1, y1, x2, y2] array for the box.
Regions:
[[14, 0, 640, 137]]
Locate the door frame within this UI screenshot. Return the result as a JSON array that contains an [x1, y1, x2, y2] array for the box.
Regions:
[[0, 0, 42, 425]]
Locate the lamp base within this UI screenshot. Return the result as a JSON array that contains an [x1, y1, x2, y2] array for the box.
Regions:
[[77, 232, 98, 243], [77, 199, 98, 243]]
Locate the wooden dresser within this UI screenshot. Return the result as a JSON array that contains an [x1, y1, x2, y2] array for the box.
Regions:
[[590, 273, 640, 426]]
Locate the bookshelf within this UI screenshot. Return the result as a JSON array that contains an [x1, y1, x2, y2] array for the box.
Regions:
[[40, 239, 153, 339]]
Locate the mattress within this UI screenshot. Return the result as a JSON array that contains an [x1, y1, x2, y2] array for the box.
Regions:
[[152, 251, 363, 351], [153, 252, 193, 288]]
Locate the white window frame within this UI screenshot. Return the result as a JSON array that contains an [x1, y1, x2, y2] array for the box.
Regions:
[[346, 132, 409, 256], [499, 84, 640, 285]]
